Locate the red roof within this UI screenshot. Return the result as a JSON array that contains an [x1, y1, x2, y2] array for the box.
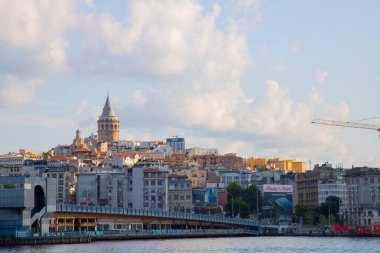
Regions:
[[75, 147, 91, 152]]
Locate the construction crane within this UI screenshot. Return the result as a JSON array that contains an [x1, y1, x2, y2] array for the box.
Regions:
[[312, 119, 380, 141], [312, 119, 380, 132]]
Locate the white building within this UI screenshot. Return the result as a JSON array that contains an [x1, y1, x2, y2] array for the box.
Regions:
[[0, 154, 24, 176], [218, 169, 253, 189], [318, 181, 346, 204], [188, 147, 219, 157], [44, 166, 75, 204]]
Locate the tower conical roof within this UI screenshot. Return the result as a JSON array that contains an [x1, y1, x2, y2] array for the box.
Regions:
[[101, 94, 116, 117]]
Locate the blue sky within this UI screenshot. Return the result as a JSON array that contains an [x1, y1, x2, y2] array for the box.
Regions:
[[1, 0, 380, 167]]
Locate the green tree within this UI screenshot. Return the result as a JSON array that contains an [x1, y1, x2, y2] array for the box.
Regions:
[[319, 196, 340, 223], [304, 214, 314, 225], [241, 185, 262, 214], [295, 204, 307, 222], [226, 198, 250, 218], [42, 152, 51, 160], [226, 182, 242, 199]]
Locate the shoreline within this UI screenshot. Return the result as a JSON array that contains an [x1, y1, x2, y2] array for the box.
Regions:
[[2, 232, 380, 247]]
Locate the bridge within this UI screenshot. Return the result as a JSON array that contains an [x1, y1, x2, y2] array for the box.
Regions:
[[45, 204, 261, 234]]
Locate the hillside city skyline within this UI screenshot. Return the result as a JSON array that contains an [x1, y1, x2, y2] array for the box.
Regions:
[[1, 0, 380, 167]]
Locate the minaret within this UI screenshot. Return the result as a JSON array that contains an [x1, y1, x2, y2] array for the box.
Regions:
[[97, 93, 120, 142]]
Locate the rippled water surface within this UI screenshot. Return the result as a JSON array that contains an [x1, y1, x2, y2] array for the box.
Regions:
[[2, 236, 380, 253]]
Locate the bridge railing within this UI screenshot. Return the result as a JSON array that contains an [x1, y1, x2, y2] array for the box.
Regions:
[[56, 204, 261, 227]]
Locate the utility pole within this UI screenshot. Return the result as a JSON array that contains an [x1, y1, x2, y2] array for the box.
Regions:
[[256, 186, 259, 216], [232, 194, 234, 217], [228, 192, 234, 217], [328, 200, 331, 229]]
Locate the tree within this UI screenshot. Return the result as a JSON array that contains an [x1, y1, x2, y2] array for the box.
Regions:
[[42, 152, 51, 160], [295, 204, 307, 222], [226, 182, 242, 199], [241, 185, 262, 214], [226, 198, 250, 218], [319, 196, 340, 223]]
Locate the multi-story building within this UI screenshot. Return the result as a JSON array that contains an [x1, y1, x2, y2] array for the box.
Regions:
[[295, 170, 319, 214], [172, 165, 207, 188], [268, 158, 306, 173], [143, 168, 169, 210], [0, 154, 24, 176], [166, 137, 186, 151], [187, 147, 219, 157], [168, 175, 192, 213], [252, 170, 282, 186], [218, 169, 253, 189], [342, 167, 380, 225], [76, 167, 145, 209], [44, 166, 76, 204], [0, 175, 57, 236], [193, 153, 245, 170], [247, 157, 306, 173], [247, 157, 268, 170], [295, 164, 345, 214], [318, 179, 346, 204]]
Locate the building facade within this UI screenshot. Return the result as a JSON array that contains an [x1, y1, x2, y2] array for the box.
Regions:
[[168, 175, 192, 213], [143, 168, 169, 211], [166, 137, 186, 151], [342, 167, 380, 225], [0, 154, 24, 177]]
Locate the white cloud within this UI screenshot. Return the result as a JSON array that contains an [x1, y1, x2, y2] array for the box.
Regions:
[[75, 99, 101, 126], [0, 75, 44, 108], [0, 0, 364, 165], [0, 0, 75, 72], [316, 69, 328, 84], [0, 112, 75, 129]]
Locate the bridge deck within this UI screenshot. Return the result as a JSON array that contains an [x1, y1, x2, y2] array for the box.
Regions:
[[57, 204, 260, 228]]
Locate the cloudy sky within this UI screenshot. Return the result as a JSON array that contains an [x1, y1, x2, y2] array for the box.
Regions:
[[1, 0, 380, 168]]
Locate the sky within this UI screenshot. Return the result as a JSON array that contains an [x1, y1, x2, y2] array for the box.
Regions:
[[1, 0, 380, 168]]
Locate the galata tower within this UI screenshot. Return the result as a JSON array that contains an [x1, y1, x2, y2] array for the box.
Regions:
[[97, 93, 120, 142]]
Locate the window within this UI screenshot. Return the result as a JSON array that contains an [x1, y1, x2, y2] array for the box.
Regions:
[[151, 180, 156, 186]]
